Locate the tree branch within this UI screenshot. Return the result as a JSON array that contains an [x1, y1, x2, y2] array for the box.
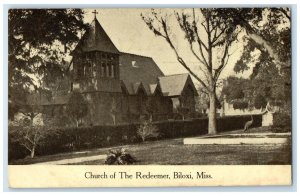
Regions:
[[212, 26, 226, 47], [25, 134, 35, 145], [143, 13, 209, 90], [214, 42, 231, 83], [276, 8, 290, 21], [21, 143, 32, 152], [192, 9, 209, 68], [175, 11, 210, 81]]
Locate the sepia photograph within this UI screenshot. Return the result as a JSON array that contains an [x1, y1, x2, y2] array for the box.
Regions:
[[7, 7, 293, 187]]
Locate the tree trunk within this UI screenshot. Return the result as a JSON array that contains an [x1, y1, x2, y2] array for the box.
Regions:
[[149, 114, 153, 122], [30, 114, 35, 126], [76, 119, 79, 127], [208, 92, 217, 134], [30, 146, 35, 158], [111, 113, 116, 125]]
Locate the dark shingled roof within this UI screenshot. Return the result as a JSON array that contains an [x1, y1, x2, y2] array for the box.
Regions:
[[72, 18, 120, 54], [158, 73, 198, 97], [119, 52, 164, 95]]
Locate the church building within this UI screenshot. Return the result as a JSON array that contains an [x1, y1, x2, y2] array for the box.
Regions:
[[18, 14, 199, 126], [67, 15, 198, 125]]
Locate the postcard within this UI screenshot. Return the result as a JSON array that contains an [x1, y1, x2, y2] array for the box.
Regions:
[[7, 7, 292, 188]]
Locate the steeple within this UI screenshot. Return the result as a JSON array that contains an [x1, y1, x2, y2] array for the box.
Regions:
[[92, 9, 98, 19], [72, 11, 120, 55]]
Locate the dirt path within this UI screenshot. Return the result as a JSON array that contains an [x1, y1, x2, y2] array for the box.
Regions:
[[32, 154, 107, 165]]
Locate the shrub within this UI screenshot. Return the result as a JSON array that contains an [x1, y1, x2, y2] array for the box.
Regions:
[[137, 120, 159, 142], [175, 106, 190, 120], [217, 115, 262, 132], [105, 148, 137, 165], [272, 112, 291, 132]]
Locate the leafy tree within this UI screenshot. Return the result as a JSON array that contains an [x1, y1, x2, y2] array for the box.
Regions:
[[66, 92, 89, 127], [254, 94, 267, 109], [220, 8, 291, 111], [8, 84, 52, 125], [142, 8, 241, 134], [222, 77, 248, 100], [214, 8, 291, 70], [221, 77, 250, 110], [232, 100, 248, 110], [222, 64, 286, 110], [9, 9, 87, 115]]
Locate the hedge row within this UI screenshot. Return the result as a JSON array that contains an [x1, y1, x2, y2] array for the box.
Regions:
[[9, 114, 262, 161]]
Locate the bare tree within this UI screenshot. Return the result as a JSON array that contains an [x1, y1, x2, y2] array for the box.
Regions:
[[145, 97, 157, 122], [141, 9, 240, 134], [9, 117, 59, 158], [175, 105, 190, 120], [110, 97, 117, 125], [136, 120, 159, 142], [66, 92, 88, 127]]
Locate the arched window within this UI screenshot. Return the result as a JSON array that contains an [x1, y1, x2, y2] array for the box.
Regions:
[[106, 64, 110, 77], [84, 63, 92, 77], [111, 64, 114, 78], [101, 62, 105, 77], [108, 63, 112, 77]]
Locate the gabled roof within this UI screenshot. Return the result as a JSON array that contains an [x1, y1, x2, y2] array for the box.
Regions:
[[120, 80, 129, 95], [119, 52, 164, 95], [121, 81, 148, 95], [149, 83, 165, 96], [149, 84, 158, 94], [72, 18, 119, 54], [158, 73, 198, 97], [134, 82, 147, 95]]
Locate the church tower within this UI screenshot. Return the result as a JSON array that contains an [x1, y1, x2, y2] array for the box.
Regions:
[[70, 11, 121, 93]]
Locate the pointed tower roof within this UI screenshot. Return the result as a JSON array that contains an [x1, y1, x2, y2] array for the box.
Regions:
[[72, 17, 120, 55]]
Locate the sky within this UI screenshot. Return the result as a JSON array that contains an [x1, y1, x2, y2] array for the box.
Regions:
[[80, 8, 254, 87]]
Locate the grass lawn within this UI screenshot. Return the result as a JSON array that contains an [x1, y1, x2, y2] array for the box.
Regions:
[[77, 138, 291, 165], [11, 129, 291, 165]]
